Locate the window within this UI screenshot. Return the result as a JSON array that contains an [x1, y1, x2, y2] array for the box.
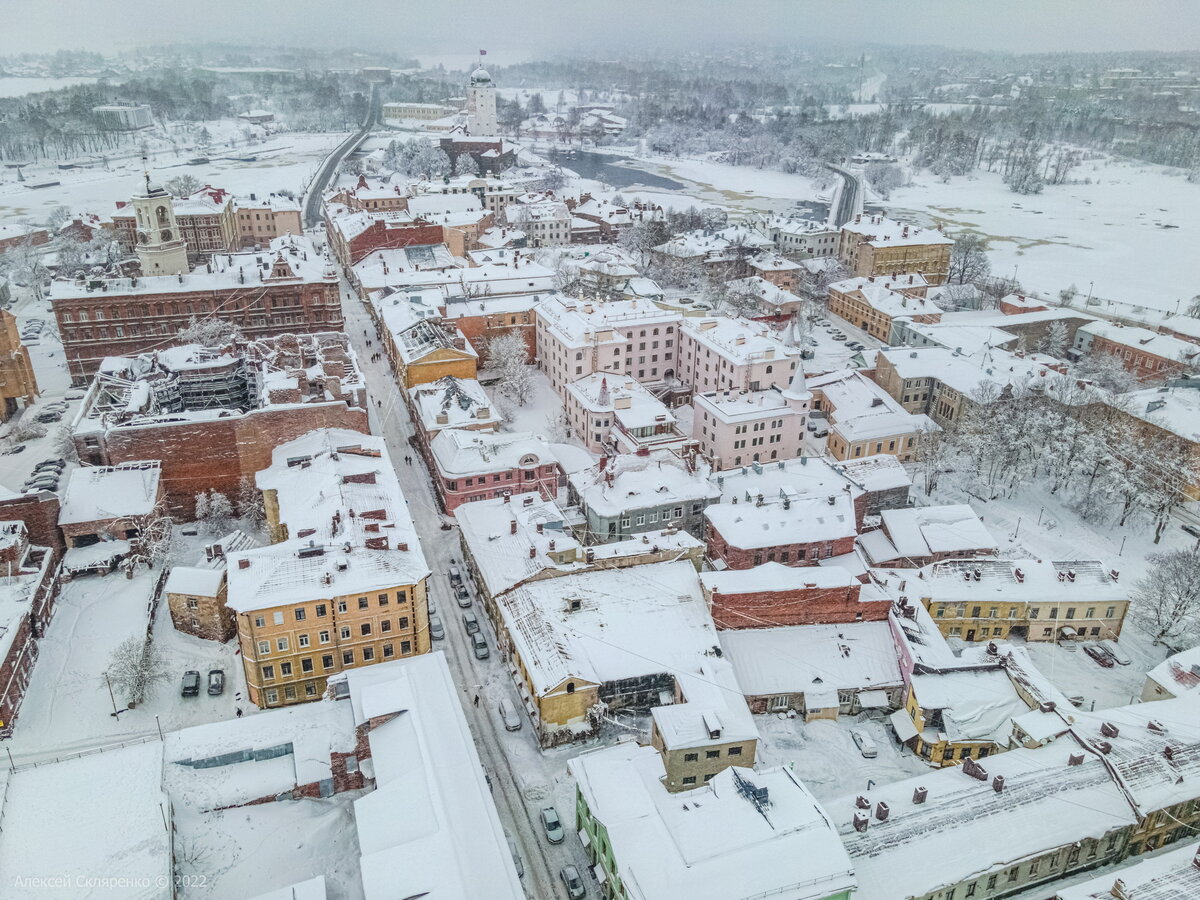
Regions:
[[381, 619, 392, 633], [337, 600, 348, 613], [257, 640, 270, 655], [319, 630, 331, 644], [276, 637, 289, 652], [301, 657, 314, 673], [322, 654, 334, 669], [316, 603, 327, 617], [284, 686, 296, 700], [262, 665, 275, 681], [340, 626, 351, 639], [186, 598, 199, 610], [728, 746, 742, 756], [254, 616, 265, 628], [378, 593, 389, 605], [305, 683, 317, 697], [360, 622, 372, 636], [265, 689, 278, 704], [705, 749, 720, 759], [358, 597, 369, 610], [684, 752, 698, 762], [682, 776, 696, 785], [400, 640, 412, 654], [294, 608, 306, 621], [298, 634, 310, 648], [342, 650, 354, 665], [383, 643, 394, 658], [398, 616, 409, 629], [280, 662, 292, 676], [362, 647, 375, 661], [273, 612, 284, 626]]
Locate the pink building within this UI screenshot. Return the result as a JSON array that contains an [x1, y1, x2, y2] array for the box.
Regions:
[[677, 316, 801, 398], [692, 369, 810, 470], [534, 294, 683, 395], [564, 373, 687, 454], [428, 429, 561, 513]]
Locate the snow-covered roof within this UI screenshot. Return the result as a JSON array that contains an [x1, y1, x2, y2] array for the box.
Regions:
[[497, 561, 714, 695], [705, 458, 860, 550], [1115, 386, 1200, 442], [565, 373, 676, 429], [700, 561, 857, 596], [569, 743, 856, 900], [829, 274, 942, 318], [341, 653, 525, 900], [651, 656, 758, 751], [860, 504, 996, 563], [877, 345, 1067, 398], [720, 621, 901, 697], [681, 316, 800, 367], [840, 214, 953, 247], [910, 668, 1031, 744], [725, 275, 802, 311], [1078, 320, 1200, 364], [0, 741, 172, 895], [1068, 697, 1200, 816], [164, 565, 225, 597], [408, 375, 500, 435], [1145, 645, 1200, 698], [406, 192, 483, 219], [569, 450, 719, 519], [352, 244, 459, 291], [165, 697, 356, 810], [834, 453, 912, 493], [429, 428, 553, 478], [369, 258, 556, 299], [809, 368, 936, 441], [535, 294, 681, 349], [915, 558, 1124, 608], [50, 235, 334, 299], [58, 460, 161, 524], [693, 386, 807, 424], [229, 430, 428, 612], [833, 740, 1137, 900], [1054, 837, 1200, 899]]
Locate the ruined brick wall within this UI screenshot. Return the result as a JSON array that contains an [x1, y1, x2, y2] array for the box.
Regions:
[[711, 582, 890, 629]]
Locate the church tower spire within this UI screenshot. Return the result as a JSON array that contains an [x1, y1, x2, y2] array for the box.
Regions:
[[131, 157, 190, 277]]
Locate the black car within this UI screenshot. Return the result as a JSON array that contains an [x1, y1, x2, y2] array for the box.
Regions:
[[207, 669, 225, 696], [181, 670, 201, 697]]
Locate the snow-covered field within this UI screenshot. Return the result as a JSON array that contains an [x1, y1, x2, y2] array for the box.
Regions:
[[889, 158, 1199, 312], [0, 76, 98, 98], [0, 128, 347, 224]]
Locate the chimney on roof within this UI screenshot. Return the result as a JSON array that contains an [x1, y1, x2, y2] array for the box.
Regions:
[[1068, 752, 1084, 766], [536, 522, 544, 534], [510, 519, 518, 535], [855, 795, 870, 810], [1100, 722, 1120, 739], [853, 812, 869, 833], [912, 786, 928, 804], [874, 802, 890, 822], [238, 558, 250, 569], [992, 775, 1005, 793]]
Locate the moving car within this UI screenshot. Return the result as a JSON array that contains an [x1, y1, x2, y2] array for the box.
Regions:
[[498, 698, 522, 731], [207, 669, 225, 696], [540, 806, 565, 844], [429, 615, 445, 641], [1082, 642, 1115, 668], [1099, 640, 1132, 666], [471, 631, 489, 659], [462, 610, 480, 634], [181, 670, 201, 697], [851, 729, 878, 759], [560, 865, 587, 899]]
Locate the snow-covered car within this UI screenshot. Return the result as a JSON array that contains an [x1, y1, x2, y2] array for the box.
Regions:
[[560, 864, 586, 899], [1082, 642, 1115, 668], [1099, 640, 1131, 666], [540, 807, 565, 844], [851, 729, 878, 758], [471, 631, 489, 659], [207, 669, 225, 696], [455, 584, 472, 607], [498, 698, 522, 732], [462, 610, 480, 634], [429, 615, 445, 641], [181, 670, 201, 697]]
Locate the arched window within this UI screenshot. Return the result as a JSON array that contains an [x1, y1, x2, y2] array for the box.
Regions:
[[766, 365, 773, 374], [566, 682, 575, 694]]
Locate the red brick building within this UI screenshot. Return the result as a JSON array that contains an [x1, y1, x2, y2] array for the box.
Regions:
[[327, 215, 448, 267], [73, 334, 369, 516], [50, 236, 342, 382], [0, 522, 62, 737], [1075, 320, 1199, 382], [0, 224, 49, 253], [701, 563, 889, 629]]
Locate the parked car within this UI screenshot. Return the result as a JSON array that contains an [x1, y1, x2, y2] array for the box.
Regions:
[[35, 458, 66, 470], [844, 339, 859, 347], [64, 390, 85, 401], [848, 342, 866, 351], [35, 412, 61, 424], [506, 836, 524, 879], [1182, 523, 1200, 539], [24, 478, 59, 493], [540, 807, 565, 844], [1083, 642, 1115, 668], [462, 610, 480, 634], [455, 584, 472, 607], [429, 615, 445, 641], [448, 565, 463, 584], [181, 670, 201, 697], [851, 729, 878, 758], [560, 864, 587, 899], [811, 424, 829, 438], [498, 698, 522, 731], [1099, 640, 1132, 666], [471, 631, 489, 659], [207, 669, 225, 696]]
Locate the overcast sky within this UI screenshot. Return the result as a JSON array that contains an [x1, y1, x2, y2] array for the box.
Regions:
[[2, 0, 1197, 59]]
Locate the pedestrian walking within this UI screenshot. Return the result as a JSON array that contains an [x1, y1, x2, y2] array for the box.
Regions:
[[473, 694, 480, 707], [236, 707, 243, 718]]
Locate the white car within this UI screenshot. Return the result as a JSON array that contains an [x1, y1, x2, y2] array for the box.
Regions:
[[851, 729, 878, 759], [1099, 640, 1132, 666]]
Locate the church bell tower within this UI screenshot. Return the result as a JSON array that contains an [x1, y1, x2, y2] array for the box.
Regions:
[[132, 158, 189, 276]]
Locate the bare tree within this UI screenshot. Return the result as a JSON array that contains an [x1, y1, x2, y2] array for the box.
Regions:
[[947, 233, 991, 286], [106, 635, 170, 705], [164, 174, 202, 198], [486, 332, 537, 408], [1129, 547, 1200, 647]]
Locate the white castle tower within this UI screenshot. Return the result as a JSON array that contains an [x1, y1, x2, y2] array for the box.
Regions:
[[466, 62, 498, 136], [132, 160, 189, 276]]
